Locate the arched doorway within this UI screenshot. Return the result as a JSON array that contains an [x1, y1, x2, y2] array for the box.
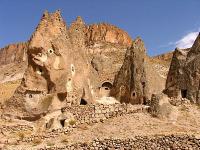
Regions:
[[100, 82, 113, 97], [102, 82, 113, 89]]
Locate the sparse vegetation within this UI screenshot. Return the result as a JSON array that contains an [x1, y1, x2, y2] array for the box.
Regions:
[[180, 105, 189, 112], [77, 124, 89, 130], [61, 138, 69, 144], [47, 141, 55, 147], [17, 132, 25, 140], [68, 119, 76, 126], [32, 138, 42, 146], [39, 94, 54, 111]]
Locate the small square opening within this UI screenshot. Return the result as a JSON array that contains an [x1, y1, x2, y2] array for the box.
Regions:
[[181, 89, 187, 98]]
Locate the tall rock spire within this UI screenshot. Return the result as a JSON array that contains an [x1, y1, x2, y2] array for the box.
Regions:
[[29, 10, 68, 49], [111, 37, 149, 104], [69, 16, 86, 49]]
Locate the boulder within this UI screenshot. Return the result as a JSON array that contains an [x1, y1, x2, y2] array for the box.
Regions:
[[150, 93, 178, 123]]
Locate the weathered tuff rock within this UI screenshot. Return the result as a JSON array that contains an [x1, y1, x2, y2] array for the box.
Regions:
[[165, 33, 200, 103], [86, 23, 133, 86], [86, 23, 132, 48], [164, 48, 189, 98], [86, 23, 133, 87], [3, 10, 100, 119], [0, 23, 132, 86], [110, 37, 149, 104], [144, 51, 173, 97]]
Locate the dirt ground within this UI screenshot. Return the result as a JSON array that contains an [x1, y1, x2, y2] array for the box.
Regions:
[[2, 104, 200, 149], [66, 104, 200, 144], [1, 80, 200, 149]]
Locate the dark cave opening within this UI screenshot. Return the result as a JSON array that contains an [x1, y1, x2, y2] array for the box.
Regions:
[[80, 99, 88, 105], [102, 82, 113, 89], [181, 89, 187, 98], [60, 119, 65, 127]]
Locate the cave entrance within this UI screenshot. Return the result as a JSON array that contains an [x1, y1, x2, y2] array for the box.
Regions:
[[181, 89, 187, 98], [100, 82, 113, 97], [102, 82, 113, 89], [80, 99, 87, 105], [60, 119, 65, 127]]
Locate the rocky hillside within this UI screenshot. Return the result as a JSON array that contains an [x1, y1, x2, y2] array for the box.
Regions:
[[0, 42, 27, 65], [0, 42, 28, 83]]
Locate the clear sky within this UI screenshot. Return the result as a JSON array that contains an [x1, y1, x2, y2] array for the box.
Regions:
[[0, 0, 200, 56]]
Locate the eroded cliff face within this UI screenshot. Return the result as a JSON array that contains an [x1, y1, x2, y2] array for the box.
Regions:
[[86, 23, 132, 48], [86, 23, 133, 92]]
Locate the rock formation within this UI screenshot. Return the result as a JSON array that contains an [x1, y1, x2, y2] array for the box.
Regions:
[[164, 48, 189, 98], [110, 37, 149, 104], [149, 93, 178, 122], [0, 10, 174, 122], [3, 10, 100, 119], [165, 33, 200, 103], [86, 23, 133, 92]]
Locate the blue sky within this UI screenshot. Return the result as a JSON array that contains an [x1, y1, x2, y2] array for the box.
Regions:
[[0, 0, 200, 56]]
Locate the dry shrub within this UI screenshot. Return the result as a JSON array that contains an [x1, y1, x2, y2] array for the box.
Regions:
[[61, 138, 69, 144], [32, 138, 42, 146], [47, 141, 55, 146], [17, 132, 25, 140], [68, 119, 76, 126]]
